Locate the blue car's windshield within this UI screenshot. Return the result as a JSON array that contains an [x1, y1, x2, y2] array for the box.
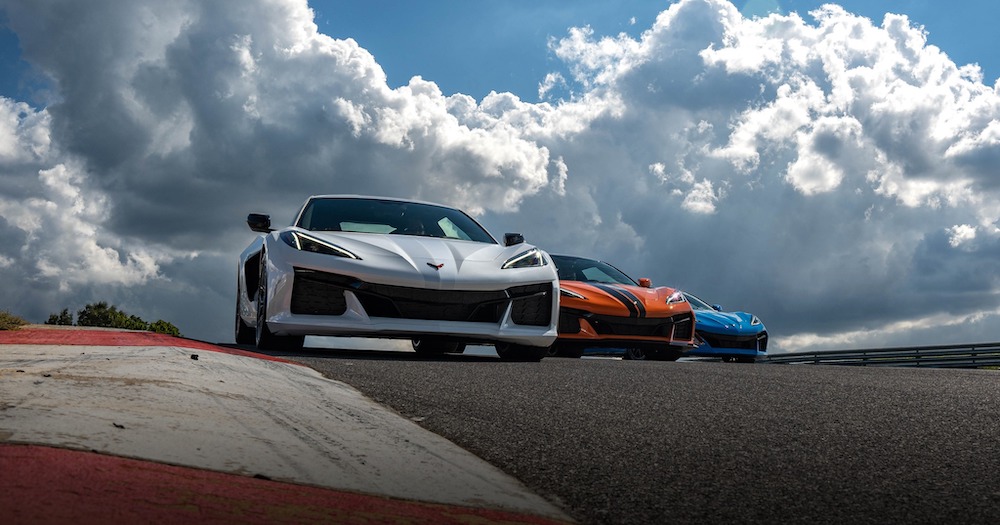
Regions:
[[296, 197, 497, 244], [683, 293, 715, 311], [550, 255, 637, 286]]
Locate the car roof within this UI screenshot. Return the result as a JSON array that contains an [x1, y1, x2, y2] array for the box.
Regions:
[[305, 194, 457, 210], [550, 254, 600, 263]]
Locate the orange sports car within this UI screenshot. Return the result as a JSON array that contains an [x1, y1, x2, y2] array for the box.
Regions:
[[548, 254, 695, 360]]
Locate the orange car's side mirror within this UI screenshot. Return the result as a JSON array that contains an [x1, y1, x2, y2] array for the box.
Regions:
[[638, 278, 652, 288]]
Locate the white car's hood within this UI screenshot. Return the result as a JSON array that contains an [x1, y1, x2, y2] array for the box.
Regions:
[[296, 229, 552, 289]]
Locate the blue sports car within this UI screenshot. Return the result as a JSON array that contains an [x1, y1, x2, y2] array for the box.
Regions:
[[683, 292, 767, 363]]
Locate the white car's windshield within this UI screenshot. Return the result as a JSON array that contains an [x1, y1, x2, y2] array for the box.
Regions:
[[296, 197, 497, 243]]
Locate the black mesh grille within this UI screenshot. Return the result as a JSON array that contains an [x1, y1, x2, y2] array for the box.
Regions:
[[356, 283, 507, 322], [672, 314, 694, 340], [561, 310, 693, 340], [587, 313, 676, 337], [558, 311, 582, 334], [508, 283, 553, 326], [291, 270, 348, 315], [291, 268, 552, 325], [698, 330, 768, 350]]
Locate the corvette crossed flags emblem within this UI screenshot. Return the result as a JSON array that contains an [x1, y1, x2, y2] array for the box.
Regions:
[[427, 262, 445, 270]]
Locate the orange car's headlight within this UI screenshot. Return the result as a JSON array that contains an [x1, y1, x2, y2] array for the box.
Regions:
[[666, 291, 685, 304]]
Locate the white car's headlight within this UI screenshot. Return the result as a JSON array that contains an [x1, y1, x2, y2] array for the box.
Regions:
[[280, 231, 361, 259], [502, 248, 546, 269], [560, 287, 587, 300]]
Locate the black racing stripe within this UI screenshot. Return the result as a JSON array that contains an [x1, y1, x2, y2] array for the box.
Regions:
[[592, 283, 640, 318], [613, 287, 647, 318]]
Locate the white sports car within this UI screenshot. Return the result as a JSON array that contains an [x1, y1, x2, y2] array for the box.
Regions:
[[235, 195, 559, 361]]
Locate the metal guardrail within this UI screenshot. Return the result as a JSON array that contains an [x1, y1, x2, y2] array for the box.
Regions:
[[761, 342, 1000, 369]]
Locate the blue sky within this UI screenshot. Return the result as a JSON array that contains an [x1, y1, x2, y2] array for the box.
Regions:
[[2, 0, 1000, 352], [0, 17, 26, 99], [309, 0, 1000, 101], [4, 1, 999, 105]]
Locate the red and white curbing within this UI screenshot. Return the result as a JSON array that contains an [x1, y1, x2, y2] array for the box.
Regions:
[[0, 326, 572, 524]]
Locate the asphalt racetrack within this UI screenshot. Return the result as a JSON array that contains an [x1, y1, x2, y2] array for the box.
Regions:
[[265, 345, 1000, 525]]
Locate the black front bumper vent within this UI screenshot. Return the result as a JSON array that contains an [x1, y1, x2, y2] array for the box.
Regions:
[[559, 308, 694, 340], [698, 330, 768, 351], [290, 268, 552, 326]]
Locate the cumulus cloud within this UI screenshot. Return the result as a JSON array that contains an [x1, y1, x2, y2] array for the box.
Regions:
[[947, 224, 976, 248], [481, 0, 1000, 351], [2, 0, 1000, 352], [17, 163, 171, 288], [0, 0, 557, 336]]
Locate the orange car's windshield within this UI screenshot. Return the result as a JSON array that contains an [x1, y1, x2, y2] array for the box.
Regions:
[[550, 255, 637, 286]]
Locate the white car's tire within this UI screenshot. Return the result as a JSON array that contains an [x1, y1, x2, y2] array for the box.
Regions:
[[255, 257, 304, 352], [234, 298, 255, 345]]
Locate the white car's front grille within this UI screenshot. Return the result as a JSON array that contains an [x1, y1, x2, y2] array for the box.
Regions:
[[290, 268, 552, 326]]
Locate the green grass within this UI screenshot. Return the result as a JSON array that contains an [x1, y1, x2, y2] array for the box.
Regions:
[[0, 310, 30, 331]]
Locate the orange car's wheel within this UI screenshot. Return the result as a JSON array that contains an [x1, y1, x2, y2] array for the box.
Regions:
[[622, 347, 648, 360]]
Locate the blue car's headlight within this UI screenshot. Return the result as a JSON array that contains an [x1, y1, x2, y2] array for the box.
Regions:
[[751, 315, 761, 326], [280, 231, 361, 259], [502, 248, 546, 269], [560, 287, 587, 300]]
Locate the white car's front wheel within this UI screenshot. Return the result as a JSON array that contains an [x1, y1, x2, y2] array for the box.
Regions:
[[234, 295, 255, 345], [255, 256, 304, 352]]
